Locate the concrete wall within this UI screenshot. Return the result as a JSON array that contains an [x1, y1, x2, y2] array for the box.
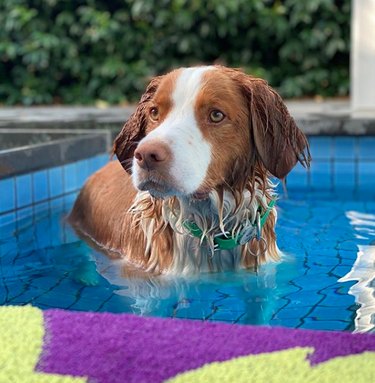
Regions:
[[351, 0, 375, 116]]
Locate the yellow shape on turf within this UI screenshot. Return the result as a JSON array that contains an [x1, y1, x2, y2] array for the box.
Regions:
[[0, 305, 86, 382], [167, 347, 375, 383]]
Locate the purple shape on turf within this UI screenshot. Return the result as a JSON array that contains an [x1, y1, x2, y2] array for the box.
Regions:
[[38, 310, 375, 383]]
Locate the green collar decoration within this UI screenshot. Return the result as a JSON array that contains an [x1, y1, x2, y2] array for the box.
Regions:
[[183, 198, 276, 251]]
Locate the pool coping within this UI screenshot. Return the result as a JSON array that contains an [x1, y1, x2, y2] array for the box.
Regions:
[[0, 102, 375, 136], [0, 128, 111, 179]]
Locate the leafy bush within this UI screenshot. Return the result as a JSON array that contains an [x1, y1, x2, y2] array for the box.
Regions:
[[0, 0, 350, 105]]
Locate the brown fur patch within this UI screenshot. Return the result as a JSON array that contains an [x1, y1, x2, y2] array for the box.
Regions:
[[71, 66, 310, 274]]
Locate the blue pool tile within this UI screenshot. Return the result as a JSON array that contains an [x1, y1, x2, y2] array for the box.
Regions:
[[174, 305, 212, 320], [34, 290, 77, 309], [15, 174, 32, 208], [287, 291, 323, 307], [286, 162, 309, 188], [16, 206, 33, 225], [358, 162, 375, 190], [63, 163, 78, 193], [320, 294, 355, 307], [68, 296, 106, 312], [50, 196, 64, 213], [34, 201, 49, 216], [76, 159, 90, 188], [88, 154, 108, 174], [309, 137, 333, 159], [358, 137, 375, 159], [0, 212, 16, 227], [269, 317, 303, 328], [310, 161, 332, 189], [48, 166, 64, 198], [309, 306, 353, 322], [0, 178, 15, 213], [0, 238, 17, 258], [0, 212, 16, 237], [33, 170, 49, 202], [208, 310, 244, 322], [63, 192, 77, 209], [0, 285, 7, 304], [334, 137, 356, 160], [300, 318, 350, 331], [272, 307, 311, 320], [97, 153, 109, 167], [334, 161, 356, 188]]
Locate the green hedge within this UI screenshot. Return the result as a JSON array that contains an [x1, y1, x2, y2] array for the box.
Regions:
[[0, 0, 350, 105]]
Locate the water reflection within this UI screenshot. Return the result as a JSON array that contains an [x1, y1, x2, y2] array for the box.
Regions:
[[339, 211, 375, 333]]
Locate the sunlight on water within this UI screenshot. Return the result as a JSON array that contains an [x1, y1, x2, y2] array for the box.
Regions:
[[339, 211, 375, 333]]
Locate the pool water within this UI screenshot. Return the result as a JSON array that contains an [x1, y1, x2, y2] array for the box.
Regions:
[[1, 136, 375, 332], [1, 187, 374, 333]]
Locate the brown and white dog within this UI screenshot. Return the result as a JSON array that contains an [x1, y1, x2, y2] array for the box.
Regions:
[[69, 66, 310, 275]]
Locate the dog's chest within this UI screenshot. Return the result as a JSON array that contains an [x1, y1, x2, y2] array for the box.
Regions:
[[169, 233, 243, 274]]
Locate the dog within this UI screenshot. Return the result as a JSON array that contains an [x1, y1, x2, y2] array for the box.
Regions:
[[69, 65, 310, 274]]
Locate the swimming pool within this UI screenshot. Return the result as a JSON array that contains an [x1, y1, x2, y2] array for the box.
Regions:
[[0, 136, 374, 333]]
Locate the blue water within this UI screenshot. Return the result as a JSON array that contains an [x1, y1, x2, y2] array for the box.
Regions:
[[1, 188, 374, 333]]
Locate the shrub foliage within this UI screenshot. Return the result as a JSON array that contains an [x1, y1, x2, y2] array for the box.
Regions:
[[0, 0, 350, 105]]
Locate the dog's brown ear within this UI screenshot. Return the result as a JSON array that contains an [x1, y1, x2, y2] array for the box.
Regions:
[[113, 76, 163, 173], [232, 70, 311, 179]]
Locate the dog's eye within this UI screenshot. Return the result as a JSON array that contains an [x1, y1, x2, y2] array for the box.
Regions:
[[150, 107, 159, 121], [209, 110, 225, 123]]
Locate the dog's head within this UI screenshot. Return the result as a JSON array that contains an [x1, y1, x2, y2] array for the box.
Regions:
[[114, 66, 310, 199]]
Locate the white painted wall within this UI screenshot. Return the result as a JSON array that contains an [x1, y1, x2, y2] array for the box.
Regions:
[[351, 0, 375, 116]]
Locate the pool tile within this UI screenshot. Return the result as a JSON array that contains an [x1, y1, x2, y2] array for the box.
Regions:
[[287, 291, 323, 307], [0, 285, 7, 304], [272, 307, 310, 320], [358, 162, 375, 189], [97, 153, 109, 167], [50, 196, 64, 212], [319, 294, 355, 307], [0, 178, 15, 213], [15, 174, 32, 208], [334, 137, 356, 160], [310, 161, 332, 189], [48, 166, 64, 198], [68, 296, 106, 312], [334, 161, 356, 188], [16, 206, 33, 227], [309, 306, 353, 322], [34, 201, 49, 217], [309, 137, 333, 159], [286, 162, 309, 188], [0, 212, 16, 237], [0, 239, 17, 259], [268, 317, 303, 328], [76, 159, 90, 188], [34, 289, 77, 309], [300, 318, 349, 331], [63, 193, 77, 211], [63, 163, 78, 193], [33, 170, 49, 202], [358, 137, 375, 159], [208, 310, 244, 322]]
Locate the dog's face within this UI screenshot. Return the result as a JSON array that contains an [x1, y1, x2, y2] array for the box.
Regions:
[[114, 66, 310, 199]]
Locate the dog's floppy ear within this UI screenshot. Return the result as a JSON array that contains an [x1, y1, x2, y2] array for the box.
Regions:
[[232, 70, 310, 179], [113, 76, 163, 173]]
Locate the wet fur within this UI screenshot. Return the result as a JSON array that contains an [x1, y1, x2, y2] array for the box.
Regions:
[[70, 66, 310, 275]]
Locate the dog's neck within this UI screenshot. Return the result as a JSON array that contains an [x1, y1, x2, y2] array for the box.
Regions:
[[129, 184, 275, 274]]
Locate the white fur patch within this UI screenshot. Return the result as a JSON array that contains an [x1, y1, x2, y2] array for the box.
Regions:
[[135, 66, 213, 195]]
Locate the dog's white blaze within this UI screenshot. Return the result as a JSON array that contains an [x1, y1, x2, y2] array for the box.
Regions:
[[139, 66, 213, 194]]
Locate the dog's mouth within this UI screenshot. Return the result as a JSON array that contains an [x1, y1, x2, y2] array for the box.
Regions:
[[137, 179, 177, 199]]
